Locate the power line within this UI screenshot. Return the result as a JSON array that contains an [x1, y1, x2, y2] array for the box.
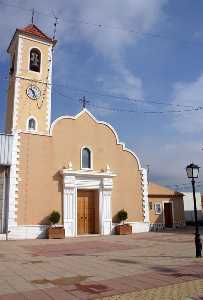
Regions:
[[2, 74, 203, 111], [1, 1, 203, 47], [53, 89, 203, 115], [88, 101, 203, 115]]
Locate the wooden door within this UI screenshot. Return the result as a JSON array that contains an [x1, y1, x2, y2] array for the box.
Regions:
[[164, 203, 173, 227], [77, 190, 96, 235]]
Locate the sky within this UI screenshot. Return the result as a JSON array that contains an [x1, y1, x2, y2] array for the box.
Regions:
[[0, 0, 203, 192]]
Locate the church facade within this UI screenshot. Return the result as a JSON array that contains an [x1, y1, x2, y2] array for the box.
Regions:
[[0, 24, 149, 239]]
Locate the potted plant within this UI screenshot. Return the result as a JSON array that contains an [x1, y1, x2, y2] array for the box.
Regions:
[[47, 210, 65, 239], [115, 209, 132, 235]]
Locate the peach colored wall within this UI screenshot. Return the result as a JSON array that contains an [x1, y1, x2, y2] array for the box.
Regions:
[[148, 196, 185, 224], [17, 112, 143, 225], [5, 34, 52, 134]]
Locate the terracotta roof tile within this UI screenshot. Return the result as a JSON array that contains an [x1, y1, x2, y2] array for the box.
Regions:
[[148, 182, 183, 196], [17, 24, 53, 43]]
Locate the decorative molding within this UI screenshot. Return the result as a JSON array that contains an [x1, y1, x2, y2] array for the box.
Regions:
[[61, 170, 115, 237], [61, 169, 116, 179], [141, 168, 149, 222], [63, 187, 76, 237], [100, 189, 112, 235], [18, 34, 53, 47], [50, 109, 142, 170]]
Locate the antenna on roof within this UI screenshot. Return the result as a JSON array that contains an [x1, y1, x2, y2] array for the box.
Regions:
[[31, 8, 35, 25], [52, 14, 59, 41]]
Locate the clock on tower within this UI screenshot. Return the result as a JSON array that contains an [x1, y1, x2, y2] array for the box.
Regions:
[[5, 24, 57, 134]]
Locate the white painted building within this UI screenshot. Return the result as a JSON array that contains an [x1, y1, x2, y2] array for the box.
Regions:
[[183, 192, 203, 222]]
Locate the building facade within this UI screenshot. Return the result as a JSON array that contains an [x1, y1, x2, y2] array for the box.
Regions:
[[148, 183, 185, 231], [183, 192, 203, 223], [0, 24, 150, 239]]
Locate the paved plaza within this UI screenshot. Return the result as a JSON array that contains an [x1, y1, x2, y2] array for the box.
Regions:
[[0, 228, 202, 299]]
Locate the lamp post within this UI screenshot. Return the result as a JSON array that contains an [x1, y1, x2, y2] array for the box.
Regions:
[[186, 163, 202, 257]]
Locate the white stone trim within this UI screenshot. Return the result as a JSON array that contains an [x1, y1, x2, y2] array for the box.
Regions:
[[112, 222, 150, 233], [11, 36, 23, 132], [7, 132, 20, 228], [16, 36, 22, 75], [50, 109, 142, 170], [141, 168, 149, 222], [100, 187, 112, 235], [47, 46, 53, 131], [12, 78, 20, 132], [61, 169, 115, 237], [7, 225, 48, 240]]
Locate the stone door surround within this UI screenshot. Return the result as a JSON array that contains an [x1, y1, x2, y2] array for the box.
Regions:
[[61, 169, 116, 237]]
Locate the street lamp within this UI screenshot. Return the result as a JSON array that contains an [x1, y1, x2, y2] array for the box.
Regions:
[[186, 163, 202, 257]]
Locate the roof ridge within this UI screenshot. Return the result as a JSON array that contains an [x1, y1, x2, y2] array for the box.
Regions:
[[16, 23, 54, 44]]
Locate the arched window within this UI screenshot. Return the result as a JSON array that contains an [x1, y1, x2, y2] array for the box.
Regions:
[[82, 147, 91, 169], [27, 118, 36, 131], [29, 48, 41, 72]]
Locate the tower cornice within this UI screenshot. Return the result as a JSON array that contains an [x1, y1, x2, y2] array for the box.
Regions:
[[7, 24, 57, 53]]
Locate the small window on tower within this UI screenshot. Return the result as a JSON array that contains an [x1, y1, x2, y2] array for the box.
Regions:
[[28, 118, 36, 131], [29, 48, 41, 72]]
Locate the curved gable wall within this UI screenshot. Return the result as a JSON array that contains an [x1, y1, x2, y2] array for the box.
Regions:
[[17, 110, 144, 225]]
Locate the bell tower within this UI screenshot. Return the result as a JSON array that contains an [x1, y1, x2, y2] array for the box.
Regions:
[[5, 24, 57, 134]]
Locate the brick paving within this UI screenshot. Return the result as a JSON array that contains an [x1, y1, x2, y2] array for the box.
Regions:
[[0, 228, 202, 299]]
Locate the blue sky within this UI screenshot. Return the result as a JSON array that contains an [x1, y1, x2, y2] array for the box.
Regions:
[[0, 0, 203, 191]]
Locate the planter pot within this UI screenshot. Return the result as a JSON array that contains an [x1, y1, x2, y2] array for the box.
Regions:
[[47, 226, 65, 239], [116, 224, 132, 235]]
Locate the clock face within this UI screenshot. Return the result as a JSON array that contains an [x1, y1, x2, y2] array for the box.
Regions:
[[26, 85, 41, 100]]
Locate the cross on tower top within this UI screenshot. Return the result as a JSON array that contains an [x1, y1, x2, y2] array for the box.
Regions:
[[80, 96, 89, 109]]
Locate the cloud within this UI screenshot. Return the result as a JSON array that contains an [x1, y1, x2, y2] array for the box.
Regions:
[[0, 0, 167, 99], [78, 0, 166, 56], [136, 136, 202, 187], [171, 73, 203, 133]]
